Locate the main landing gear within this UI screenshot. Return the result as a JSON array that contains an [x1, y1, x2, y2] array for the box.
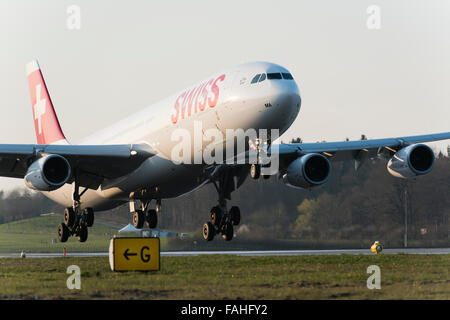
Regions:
[[202, 170, 241, 242], [57, 183, 95, 243], [203, 205, 241, 241], [58, 207, 94, 243], [130, 199, 160, 229]]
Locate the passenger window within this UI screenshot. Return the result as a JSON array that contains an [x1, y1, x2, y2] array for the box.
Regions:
[[267, 73, 282, 80], [282, 73, 293, 80], [251, 74, 261, 84], [259, 73, 266, 82]]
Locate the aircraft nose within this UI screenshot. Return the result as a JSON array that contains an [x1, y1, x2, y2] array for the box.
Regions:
[[265, 81, 301, 131]]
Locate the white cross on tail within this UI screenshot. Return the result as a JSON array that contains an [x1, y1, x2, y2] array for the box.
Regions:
[[33, 84, 46, 135]]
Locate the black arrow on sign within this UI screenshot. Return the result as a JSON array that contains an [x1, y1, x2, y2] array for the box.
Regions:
[[123, 248, 137, 260]]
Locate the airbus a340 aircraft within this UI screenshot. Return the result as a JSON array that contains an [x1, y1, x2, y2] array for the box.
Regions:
[[2, 60, 449, 242]]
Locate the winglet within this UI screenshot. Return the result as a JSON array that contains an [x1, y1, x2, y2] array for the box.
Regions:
[[26, 60, 68, 145]]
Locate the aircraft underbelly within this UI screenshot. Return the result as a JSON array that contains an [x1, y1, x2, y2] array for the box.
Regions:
[[42, 155, 207, 211], [98, 156, 205, 204]]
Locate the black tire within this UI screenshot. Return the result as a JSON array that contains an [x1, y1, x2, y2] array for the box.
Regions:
[[222, 222, 233, 241], [263, 174, 271, 180], [210, 206, 222, 227], [77, 226, 88, 242], [133, 210, 145, 229], [230, 206, 241, 226], [58, 223, 69, 243], [84, 208, 94, 227], [202, 221, 215, 241], [64, 207, 75, 228], [250, 164, 260, 179], [146, 209, 158, 229]]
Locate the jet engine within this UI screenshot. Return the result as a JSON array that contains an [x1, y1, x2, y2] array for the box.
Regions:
[[387, 144, 434, 179], [281, 153, 331, 188], [24, 154, 71, 191]]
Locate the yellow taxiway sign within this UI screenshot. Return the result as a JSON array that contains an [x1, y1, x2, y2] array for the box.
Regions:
[[109, 237, 160, 271]]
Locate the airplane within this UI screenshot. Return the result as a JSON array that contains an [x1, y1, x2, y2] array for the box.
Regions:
[[1, 60, 448, 243]]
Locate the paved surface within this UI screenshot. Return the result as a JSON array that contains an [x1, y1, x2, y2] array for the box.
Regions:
[[1, 248, 449, 258]]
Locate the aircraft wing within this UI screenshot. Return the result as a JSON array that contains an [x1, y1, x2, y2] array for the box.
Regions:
[[275, 132, 450, 164], [0, 143, 155, 189], [192, 131, 450, 195]]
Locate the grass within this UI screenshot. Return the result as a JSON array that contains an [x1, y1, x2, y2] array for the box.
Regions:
[[0, 216, 448, 300], [0, 216, 170, 253], [0, 216, 117, 253], [0, 254, 448, 299]]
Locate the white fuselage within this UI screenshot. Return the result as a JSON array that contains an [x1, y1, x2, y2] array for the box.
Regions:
[[43, 61, 301, 211]]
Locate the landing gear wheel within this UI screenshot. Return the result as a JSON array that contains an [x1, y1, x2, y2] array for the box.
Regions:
[[250, 164, 261, 179], [230, 206, 241, 226], [58, 223, 69, 243], [64, 207, 75, 228], [203, 221, 215, 241], [133, 210, 145, 229], [210, 206, 222, 227], [221, 222, 234, 241], [146, 209, 158, 229], [84, 208, 94, 227], [77, 226, 88, 242]]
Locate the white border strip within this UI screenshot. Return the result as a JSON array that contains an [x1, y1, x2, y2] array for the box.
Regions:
[[26, 60, 40, 77]]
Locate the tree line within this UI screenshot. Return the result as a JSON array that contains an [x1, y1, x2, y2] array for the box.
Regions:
[[0, 140, 448, 247], [0, 189, 61, 224]]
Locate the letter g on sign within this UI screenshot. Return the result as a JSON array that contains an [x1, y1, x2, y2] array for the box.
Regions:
[[141, 246, 151, 262]]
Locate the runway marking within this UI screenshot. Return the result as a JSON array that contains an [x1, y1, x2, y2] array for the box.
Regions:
[[0, 248, 449, 258]]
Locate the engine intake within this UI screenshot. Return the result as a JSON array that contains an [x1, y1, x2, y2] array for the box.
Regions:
[[281, 153, 331, 188], [24, 154, 71, 191], [387, 144, 434, 179]]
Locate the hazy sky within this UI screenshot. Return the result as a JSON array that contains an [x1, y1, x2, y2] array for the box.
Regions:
[[1, 0, 449, 190]]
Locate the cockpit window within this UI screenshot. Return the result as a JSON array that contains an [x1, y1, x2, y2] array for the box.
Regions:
[[282, 73, 294, 80], [267, 73, 282, 80], [259, 73, 266, 82], [251, 74, 261, 84]]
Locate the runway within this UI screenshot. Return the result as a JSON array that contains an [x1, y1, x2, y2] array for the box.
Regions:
[[0, 248, 449, 258]]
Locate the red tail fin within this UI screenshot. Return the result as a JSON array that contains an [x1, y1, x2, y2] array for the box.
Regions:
[[26, 60, 67, 145]]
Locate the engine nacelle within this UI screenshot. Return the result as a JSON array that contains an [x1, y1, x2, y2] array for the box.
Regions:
[[281, 153, 331, 188], [387, 144, 434, 179], [24, 154, 71, 191]]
